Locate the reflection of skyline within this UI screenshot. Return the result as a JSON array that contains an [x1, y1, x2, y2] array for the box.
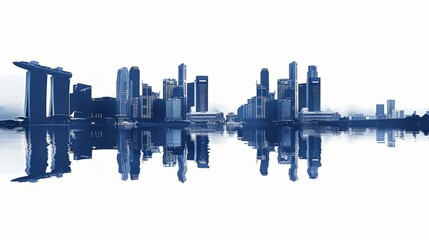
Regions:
[[238, 126, 323, 181], [11, 126, 213, 183], [10, 126, 410, 183]]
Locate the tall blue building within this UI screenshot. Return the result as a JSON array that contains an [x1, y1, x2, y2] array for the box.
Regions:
[[277, 79, 295, 119], [387, 99, 395, 118], [129, 66, 140, 118], [195, 76, 208, 112], [260, 68, 269, 96], [49, 69, 71, 117], [376, 104, 385, 119], [256, 84, 267, 119], [178, 63, 187, 118], [289, 61, 298, 117], [116, 67, 129, 118], [306, 65, 321, 112], [187, 82, 195, 113]]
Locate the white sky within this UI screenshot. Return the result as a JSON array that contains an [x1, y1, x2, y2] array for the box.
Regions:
[[1, 0, 428, 118]]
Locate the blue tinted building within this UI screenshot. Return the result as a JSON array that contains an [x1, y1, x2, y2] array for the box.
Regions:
[[195, 76, 208, 112]]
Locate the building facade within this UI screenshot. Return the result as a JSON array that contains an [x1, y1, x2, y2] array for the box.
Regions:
[[195, 75, 208, 112]]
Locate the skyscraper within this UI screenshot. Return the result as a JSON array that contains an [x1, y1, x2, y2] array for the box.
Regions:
[[277, 78, 295, 119], [129, 66, 140, 98], [298, 83, 307, 112], [49, 69, 71, 117], [260, 68, 269, 95], [387, 99, 395, 118], [187, 82, 195, 113], [129, 66, 140, 118], [306, 65, 321, 112], [195, 76, 208, 112], [178, 63, 187, 118], [116, 67, 129, 117], [141, 83, 153, 119]]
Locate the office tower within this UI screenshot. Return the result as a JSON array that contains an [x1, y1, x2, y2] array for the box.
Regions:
[[49, 69, 71, 117], [277, 78, 295, 119], [163, 78, 177, 100], [187, 82, 195, 113], [70, 83, 92, 118], [178, 63, 187, 95], [116, 67, 129, 117], [14, 61, 72, 124], [260, 68, 269, 94], [129, 66, 140, 98], [256, 84, 267, 119], [129, 66, 140, 119], [306, 65, 321, 112], [141, 84, 153, 119], [376, 104, 385, 119], [298, 83, 307, 112], [387, 99, 395, 118], [195, 75, 208, 112]]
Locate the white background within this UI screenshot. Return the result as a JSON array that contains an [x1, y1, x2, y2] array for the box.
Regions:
[[1, 0, 428, 118]]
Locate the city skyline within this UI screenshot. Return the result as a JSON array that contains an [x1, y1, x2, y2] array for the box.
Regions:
[[1, 1, 428, 119]]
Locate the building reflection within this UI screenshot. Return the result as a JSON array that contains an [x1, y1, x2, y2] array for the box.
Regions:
[[11, 125, 406, 183], [238, 126, 322, 181], [12, 125, 214, 183], [12, 127, 71, 182]]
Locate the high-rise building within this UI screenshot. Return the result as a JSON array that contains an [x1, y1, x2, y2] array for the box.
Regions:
[[166, 98, 182, 121], [141, 84, 153, 119], [163, 78, 177, 100], [260, 68, 269, 95], [70, 83, 92, 118], [116, 67, 129, 118], [277, 78, 295, 119], [178, 63, 187, 119], [187, 82, 195, 113], [256, 84, 267, 119], [306, 65, 321, 112], [195, 76, 208, 112], [387, 99, 395, 118], [298, 83, 307, 112], [129, 66, 140, 119], [376, 104, 385, 119], [129, 66, 140, 99]]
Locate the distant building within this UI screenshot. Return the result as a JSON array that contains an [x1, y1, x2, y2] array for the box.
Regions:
[[351, 114, 366, 120], [91, 97, 116, 118], [152, 99, 166, 122], [298, 83, 307, 112], [178, 63, 187, 118], [70, 83, 92, 118], [376, 104, 385, 119], [195, 75, 208, 112], [399, 110, 405, 119], [387, 99, 395, 118], [278, 99, 293, 120], [306, 66, 321, 112]]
